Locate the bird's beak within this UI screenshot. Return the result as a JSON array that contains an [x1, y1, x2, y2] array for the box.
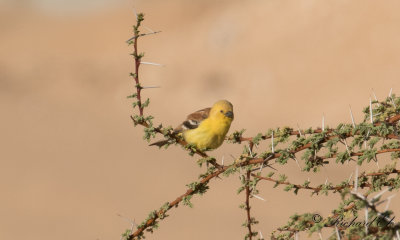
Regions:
[[224, 111, 234, 119]]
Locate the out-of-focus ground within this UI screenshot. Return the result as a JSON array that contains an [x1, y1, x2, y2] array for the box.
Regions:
[[1, 0, 400, 239]]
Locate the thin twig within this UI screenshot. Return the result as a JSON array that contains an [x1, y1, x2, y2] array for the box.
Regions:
[[131, 17, 144, 116], [236, 113, 400, 143], [245, 170, 253, 240], [128, 168, 223, 239]]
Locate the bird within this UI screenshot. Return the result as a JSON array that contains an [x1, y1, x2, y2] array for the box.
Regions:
[[150, 100, 234, 150]]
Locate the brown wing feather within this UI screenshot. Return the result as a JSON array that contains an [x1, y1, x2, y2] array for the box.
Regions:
[[173, 107, 211, 133], [149, 107, 211, 147]]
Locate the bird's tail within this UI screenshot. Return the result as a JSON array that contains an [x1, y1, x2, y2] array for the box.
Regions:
[[149, 139, 171, 147]]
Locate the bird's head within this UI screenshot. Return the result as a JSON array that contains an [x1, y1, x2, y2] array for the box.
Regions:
[[209, 100, 234, 122]]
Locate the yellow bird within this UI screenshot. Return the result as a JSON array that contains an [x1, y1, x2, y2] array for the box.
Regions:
[[150, 100, 234, 150]]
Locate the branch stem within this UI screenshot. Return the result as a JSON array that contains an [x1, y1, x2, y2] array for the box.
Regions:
[[245, 170, 253, 240]]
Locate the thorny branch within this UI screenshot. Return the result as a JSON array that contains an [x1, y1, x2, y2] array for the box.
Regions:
[[127, 169, 221, 240], [245, 170, 253, 240], [234, 112, 400, 146], [252, 168, 400, 195], [126, 138, 400, 238], [125, 12, 400, 240], [131, 14, 144, 116], [274, 190, 400, 239]]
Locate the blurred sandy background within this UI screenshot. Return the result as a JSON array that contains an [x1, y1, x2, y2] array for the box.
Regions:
[[1, 0, 400, 239]]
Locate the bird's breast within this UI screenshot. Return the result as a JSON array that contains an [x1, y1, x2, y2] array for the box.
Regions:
[[183, 118, 231, 150]]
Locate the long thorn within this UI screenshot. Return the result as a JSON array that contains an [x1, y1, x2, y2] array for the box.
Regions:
[[117, 213, 137, 240], [126, 31, 162, 43], [294, 157, 301, 170], [259, 231, 264, 240], [143, 26, 155, 33], [133, 8, 138, 19], [349, 105, 356, 128], [296, 124, 303, 137], [335, 226, 341, 240], [347, 172, 353, 183], [141, 61, 164, 66], [372, 88, 380, 107], [251, 194, 266, 201], [389, 88, 397, 108], [384, 194, 396, 211], [258, 163, 264, 172], [271, 131, 274, 153], [247, 144, 253, 156], [354, 165, 359, 192], [369, 97, 373, 124], [372, 187, 389, 200], [372, 88, 378, 101]]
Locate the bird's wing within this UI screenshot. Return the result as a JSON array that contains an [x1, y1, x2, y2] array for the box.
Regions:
[[149, 107, 210, 147], [174, 107, 211, 133]]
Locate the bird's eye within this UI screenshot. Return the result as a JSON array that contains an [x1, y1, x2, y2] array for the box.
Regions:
[[220, 110, 224, 113]]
